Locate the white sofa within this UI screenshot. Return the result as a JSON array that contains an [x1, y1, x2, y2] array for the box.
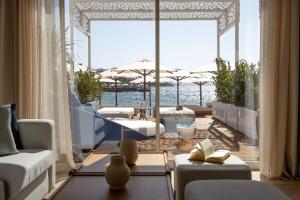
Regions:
[[0, 119, 55, 200]]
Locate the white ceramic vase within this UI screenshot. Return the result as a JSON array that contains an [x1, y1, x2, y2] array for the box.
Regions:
[[120, 139, 138, 165], [105, 155, 130, 190]]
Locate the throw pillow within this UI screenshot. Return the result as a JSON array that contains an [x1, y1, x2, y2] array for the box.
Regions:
[[10, 104, 23, 149], [0, 105, 19, 156]]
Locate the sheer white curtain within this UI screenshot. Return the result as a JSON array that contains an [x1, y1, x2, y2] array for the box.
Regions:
[[259, 0, 299, 178], [37, 0, 75, 174], [0, 0, 75, 177]]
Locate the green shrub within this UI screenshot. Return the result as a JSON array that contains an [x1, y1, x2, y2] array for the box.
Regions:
[[213, 58, 259, 110], [213, 58, 234, 104], [75, 69, 102, 103]]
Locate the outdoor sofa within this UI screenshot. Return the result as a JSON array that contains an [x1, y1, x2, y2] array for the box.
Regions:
[[0, 119, 55, 200], [69, 92, 149, 157]]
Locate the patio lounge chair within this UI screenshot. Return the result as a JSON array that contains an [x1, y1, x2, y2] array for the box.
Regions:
[[69, 92, 149, 159], [107, 117, 165, 137]]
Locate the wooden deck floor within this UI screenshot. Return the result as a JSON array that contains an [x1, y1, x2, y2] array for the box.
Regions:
[[96, 116, 259, 161]]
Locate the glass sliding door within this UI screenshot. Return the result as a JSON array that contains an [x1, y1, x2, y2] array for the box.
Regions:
[[66, 0, 260, 163], [66, 0, 156, 159]]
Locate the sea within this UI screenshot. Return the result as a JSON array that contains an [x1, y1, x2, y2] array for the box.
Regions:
[[100, 83, 216, 107]]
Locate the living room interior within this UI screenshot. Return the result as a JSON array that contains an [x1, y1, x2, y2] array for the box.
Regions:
[[0, 0, 299, 200]]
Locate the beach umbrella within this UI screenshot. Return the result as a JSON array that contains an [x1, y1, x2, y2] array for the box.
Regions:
[[100, 70, 140, 106], [160, 70, 191, 106], [190, 62, 217, 74], [99, 77, 120, 83], [130, 76, 171, 110], [182, 77, 213, 106], [114, 59, 175, 100]]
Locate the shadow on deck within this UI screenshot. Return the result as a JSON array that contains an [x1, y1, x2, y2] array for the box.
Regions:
[[137, 116, 259, 161]]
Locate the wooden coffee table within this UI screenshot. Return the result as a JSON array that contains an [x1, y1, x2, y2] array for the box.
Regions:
[[50, 152, 174, 200]]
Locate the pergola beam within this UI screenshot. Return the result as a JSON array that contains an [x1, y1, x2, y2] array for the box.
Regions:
[[89, 17, 218, 21], [74, 0, 233, 3], [81, 8, 226, 13]]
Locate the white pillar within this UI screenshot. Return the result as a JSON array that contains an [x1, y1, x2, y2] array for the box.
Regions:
[[69, 0, 75, 92], [217, 21, 220, 59], [235, 0, 240, 65], [88, 21, 91, 69], [155, 0, 160, 152]]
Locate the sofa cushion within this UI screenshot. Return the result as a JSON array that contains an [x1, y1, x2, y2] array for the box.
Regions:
[[0, 149, 53, 199], [10, 104, 23, 149], [95, 117, 105, 131], [0, 104, 19, 156], [185, 180, 290, 200]]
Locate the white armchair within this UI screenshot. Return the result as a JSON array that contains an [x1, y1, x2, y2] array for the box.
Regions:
[[0, 119, 55, 200], [69, 92, 107, 158]]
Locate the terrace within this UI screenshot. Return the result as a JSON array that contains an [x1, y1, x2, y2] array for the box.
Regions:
[[68, 0, 259, 165]]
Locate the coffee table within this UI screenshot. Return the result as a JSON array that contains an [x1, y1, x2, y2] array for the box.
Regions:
[[50, 152, 174, 200], [77, 152, 169, 175]]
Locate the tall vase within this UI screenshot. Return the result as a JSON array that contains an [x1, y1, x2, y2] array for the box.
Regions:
[[120, 139, 138, 165], [105, 155, 130, 190]]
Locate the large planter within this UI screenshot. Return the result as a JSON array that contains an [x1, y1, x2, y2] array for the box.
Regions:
[[226, 104, 238, 130], [212, 101, 258, 141], [237, 107, 258, 140], [212, 101, 227, 123]]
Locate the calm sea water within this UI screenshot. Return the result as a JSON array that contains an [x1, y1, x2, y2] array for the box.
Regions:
[[100, 83, 216, 106]]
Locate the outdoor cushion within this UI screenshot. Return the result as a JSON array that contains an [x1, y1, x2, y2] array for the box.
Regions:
[[0, 104, 19, 156], [0, 149, 53, 198], [95, 117, 105, 131], [98, 107, 134, 119], [108, 118, 165, 137], [185, 180, 290, 200], [159, 107, 195, 117]]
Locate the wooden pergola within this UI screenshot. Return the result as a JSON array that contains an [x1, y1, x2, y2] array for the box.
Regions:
[[69, 0, 240, 151], [70, 0, 240, 68]]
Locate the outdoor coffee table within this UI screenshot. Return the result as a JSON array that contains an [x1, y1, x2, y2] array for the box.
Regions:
[[76, 152, 170, 175], [50, 152, 174, 200]]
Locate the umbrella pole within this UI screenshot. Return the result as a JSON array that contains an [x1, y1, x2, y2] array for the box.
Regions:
[[143, 70, 146, 100], [115, 79, 118, 107], [199, 83, 203, 107], [177, 78, 179, 106], [155, 0, 160, 152], [149, 83, 152, 115]]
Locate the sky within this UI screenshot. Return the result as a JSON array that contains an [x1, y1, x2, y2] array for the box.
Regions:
[[72, 0, 260, 71]]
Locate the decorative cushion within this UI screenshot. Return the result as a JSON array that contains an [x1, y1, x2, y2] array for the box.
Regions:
[[10, 104, 23, 149], [0, 149, 53, 199], [0, 105, 19, 156]]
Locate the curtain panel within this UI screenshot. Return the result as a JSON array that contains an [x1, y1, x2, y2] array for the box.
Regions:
[[259, 0, 299, 178], [0, 0, 75, 176]]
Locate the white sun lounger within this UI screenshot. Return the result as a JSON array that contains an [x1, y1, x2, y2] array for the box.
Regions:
[[107, 118, 165, 137]]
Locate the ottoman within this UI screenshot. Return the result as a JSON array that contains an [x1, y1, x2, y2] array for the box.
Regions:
[[185, 180, 290, 200], [174, 154, 251, 200]]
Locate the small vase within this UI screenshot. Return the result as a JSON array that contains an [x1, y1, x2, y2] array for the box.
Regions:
[[120, 139, 138, 165], [105, 155, 130, 190]]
